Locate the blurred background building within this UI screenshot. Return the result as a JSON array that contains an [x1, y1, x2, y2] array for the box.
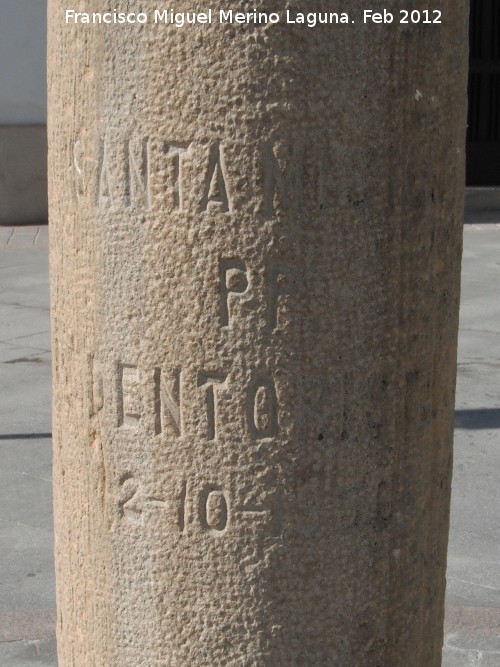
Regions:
[[467, 0, 500, 186], [0, 2, 47, 225]]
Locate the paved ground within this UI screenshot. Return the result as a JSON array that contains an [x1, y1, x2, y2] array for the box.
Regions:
[[0, 226, 55, 665], [443, 222, 500, 666], [0, 223, 499, 666]]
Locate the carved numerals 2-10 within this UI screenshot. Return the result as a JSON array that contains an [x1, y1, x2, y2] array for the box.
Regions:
[[116, 471, 337, 539], [117, 478, 231, 535], [116, 476, 286, 537]]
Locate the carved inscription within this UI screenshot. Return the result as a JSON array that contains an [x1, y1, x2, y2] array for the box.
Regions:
[[97, 142, 114, 207], [178, 480, 188, 533], [114, 478, 229, 536], [240, 487, 284, 537], [74, 136, 335, 217], [177, 482, 230, 535], [200, 486, 229, 533], [197, 372, 227, 441], [114, 362, 287, 444], [164, 141, 191, 210], [100, 359, 343, 544], [117, 363, 141, 429], [115, 467, 347, 539], [263, 141, 304, 219], [219, 259, 298, 330], [117, 475, 169, 527], [267, 264, 298, 330], [74, 136, 167, 210], [247, 378, 278, 440], [220, 259, 249, 328], [118, 475, 144, 525], [200, 142, 231, 213], [154, 368, 183, 437], [116, 478, 230, 535], [78, 119, 343, 551], [74, 139, 85, 199], [125, 138, 151, 209]]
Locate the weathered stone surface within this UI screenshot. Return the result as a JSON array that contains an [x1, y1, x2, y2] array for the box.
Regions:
[[48, 2, 469, 665]]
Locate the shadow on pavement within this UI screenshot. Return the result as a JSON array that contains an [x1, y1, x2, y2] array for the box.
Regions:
[[0, 433, 52, 440], [455, 409, 500, 430]]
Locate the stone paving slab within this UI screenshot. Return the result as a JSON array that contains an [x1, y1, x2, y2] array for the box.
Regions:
[[0, 229, 56, 666], [0, 363, 52, 435], [0, 226, 49, 249], [445, 606, 500, 638], [443, 637, 500, 667], [0, 639, 57, 667], [442, 225, 500, 666], [0, 611, 57, 643]]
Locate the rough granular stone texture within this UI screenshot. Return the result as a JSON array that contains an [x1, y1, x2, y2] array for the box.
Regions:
[[48, 1, 469, 665]]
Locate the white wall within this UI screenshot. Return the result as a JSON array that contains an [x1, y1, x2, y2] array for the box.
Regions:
[[0, 1, 47, 124]]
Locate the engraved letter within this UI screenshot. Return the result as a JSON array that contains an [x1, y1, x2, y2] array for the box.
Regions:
[[263, 142, 304, 219], [200, 486, 229, 533], [118, 475, 144, 525], [268, 264, 298, 330], [220, 258, 249, 328], [97, 141, 114, 207], [126, 138, 151, 208], [240, 486, 284, 537], [248, 378, 278, 440], [74, 139, 85, 199], [178, 480, 188, 533], [201, 142, 230, 213], [117, 363, 141, 429], [164, 141, 191, 210], [198, 371, 228, 441], [154, 368, 183, 437]]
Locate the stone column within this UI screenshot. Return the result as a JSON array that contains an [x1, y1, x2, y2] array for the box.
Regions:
[[48, 2, 469, 665]]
